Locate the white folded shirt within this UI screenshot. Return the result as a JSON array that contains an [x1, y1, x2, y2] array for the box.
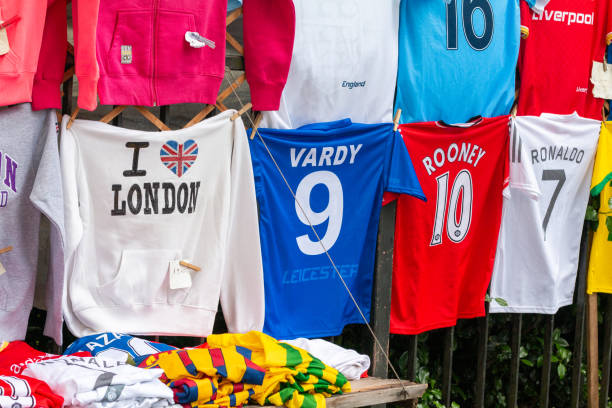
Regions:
[[282, 338, 370, 381], [23, 355, 174, 407]]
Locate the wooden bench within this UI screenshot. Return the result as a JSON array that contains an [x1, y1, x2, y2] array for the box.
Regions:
[[247, 377, 427, 408]]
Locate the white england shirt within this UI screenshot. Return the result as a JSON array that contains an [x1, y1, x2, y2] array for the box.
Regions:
[[260, 0, 399, 129]]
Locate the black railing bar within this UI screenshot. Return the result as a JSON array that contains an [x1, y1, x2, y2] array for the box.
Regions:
[[442, 327, 454, 407], [571, 224, 589, 407], [508, 314, 522, 408], [474, 309, 489, 408], [539, 315, 554, 408]]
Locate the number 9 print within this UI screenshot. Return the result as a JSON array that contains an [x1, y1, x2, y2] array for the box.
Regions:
[[295, 171, 344, 256]]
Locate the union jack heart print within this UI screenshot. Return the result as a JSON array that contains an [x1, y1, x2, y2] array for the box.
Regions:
[[160, 140, 199, 177]]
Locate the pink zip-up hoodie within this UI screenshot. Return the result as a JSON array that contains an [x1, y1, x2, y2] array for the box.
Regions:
[[0, 0, 99, 110], [82, 0, 295, 111]]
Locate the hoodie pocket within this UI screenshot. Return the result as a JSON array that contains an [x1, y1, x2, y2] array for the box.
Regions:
[[156, 10, 219, 77], [97, 249, 181, 307], [106, 10, 153, 77], [0, 48, 20, 74]]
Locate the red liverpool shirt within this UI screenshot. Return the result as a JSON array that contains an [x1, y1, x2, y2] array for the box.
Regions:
[[517, 0, 611, 120], [390, 116, 510, 335]]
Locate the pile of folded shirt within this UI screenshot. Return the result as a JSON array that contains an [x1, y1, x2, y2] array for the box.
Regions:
[[0, 331, 362, 408], [206, 331, 351, 408]]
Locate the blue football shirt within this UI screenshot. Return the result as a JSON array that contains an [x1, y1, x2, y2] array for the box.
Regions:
[[64, 332, 176, 364], [249, 119, 425, 339], [395, 0, 521, 124]]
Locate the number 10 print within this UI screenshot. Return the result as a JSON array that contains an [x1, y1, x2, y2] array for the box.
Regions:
[[430, 170, 474, 246]]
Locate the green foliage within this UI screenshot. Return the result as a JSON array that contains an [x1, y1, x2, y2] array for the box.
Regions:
[[389, 304, 600, 408], [395, 343, 462, 408], [484, 294, 508, 307]]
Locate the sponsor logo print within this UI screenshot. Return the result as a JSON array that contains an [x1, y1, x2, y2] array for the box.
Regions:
[[532, 10, 594, 26], [341, 81, 366, 90]]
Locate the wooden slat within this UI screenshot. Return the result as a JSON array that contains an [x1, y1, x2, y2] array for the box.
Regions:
[[184, 74, 245, 128], [600, 295, 612, 408], [244, 378, 426, 408], [508, 315, 522, 408], [226, 7, 242, 26], [184, 105, 216, 128], [587, 293, 599, 408], [475, 310, 489, 408], [100, 106, 127, 124], [370, 201, 396, 378], [442, 327, 454, 407], [326, 378, 427, 408], [571, 225, 589, 408], [216, 101, 229, 112], [218, 73, 246, 102], [539, 315, 554, 408], [226, 31, 244, 55], [134, 106, 171, 131], [230, 102, 252, 121]]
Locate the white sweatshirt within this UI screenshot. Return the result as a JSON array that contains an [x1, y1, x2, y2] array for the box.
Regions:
[[60, 110, 264, 337]]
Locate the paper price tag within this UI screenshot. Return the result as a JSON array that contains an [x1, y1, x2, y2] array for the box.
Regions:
[[0, 28, 9, 56], [169, 260, 192, 290]]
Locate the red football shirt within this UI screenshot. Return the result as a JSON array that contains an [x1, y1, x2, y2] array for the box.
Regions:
[[517, 0, 610, 120], [0, 341, 90, 374], [0, 369, 64, 407], [390, 116, 510, 335]]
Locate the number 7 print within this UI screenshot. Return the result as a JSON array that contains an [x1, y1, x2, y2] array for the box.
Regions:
[[541, 169, 566, 240]]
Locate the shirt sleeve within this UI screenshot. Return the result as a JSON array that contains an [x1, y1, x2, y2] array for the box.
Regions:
[[73, 0, 100, 110], [29, 111, 65, 345], [383, 129, 426, 201], [32, 0, 67, 111], [591, 123, 612, 196], [520, 1, 532, 40], [507, 118, 541, 200], [522, 0, 549, 14], [605, 0, 612, 47], [243, 0, 295, 111], [59, 115, 90, 336], [220, 117, 265, 333]]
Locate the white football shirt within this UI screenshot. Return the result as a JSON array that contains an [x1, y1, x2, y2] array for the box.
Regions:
[[490, 113, 600, 314], [260, 0, 399, 129]]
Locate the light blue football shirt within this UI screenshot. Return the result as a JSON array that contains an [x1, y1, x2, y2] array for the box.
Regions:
[[228, 0, 242, 12], [395, 0, 521, 124], [249, 119, 425, 339]]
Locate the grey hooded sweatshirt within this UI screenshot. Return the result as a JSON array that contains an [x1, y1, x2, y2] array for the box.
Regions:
[[0, 103, 64, 344]]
